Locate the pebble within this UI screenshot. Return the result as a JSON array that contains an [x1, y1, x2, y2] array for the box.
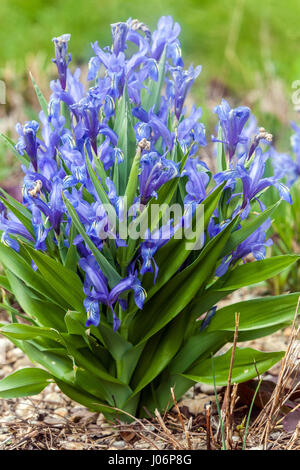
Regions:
[[179, 394, 218, 416], [196, 383, 222, 395], [14, 357, 33, 370], [54, 407, 68, 418], [0, 338, 10, 364], [0, 365, 13, 379], [96, 413, 106, 426], [43, 416, 64, 426], [44, 392, 65, 404], [249, 445, 264, 450], [112, 440, 126, 449], [15, 403, 34, 419], [61, 441, 84, 450], [6, 347, 24, 361]]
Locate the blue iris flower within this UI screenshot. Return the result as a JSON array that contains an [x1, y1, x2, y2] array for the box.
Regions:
[[212, 99, 250, 162], [80, 255, 146, 329], [52, 34, 72, 91]]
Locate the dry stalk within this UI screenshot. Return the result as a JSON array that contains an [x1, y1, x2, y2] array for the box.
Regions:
[[224, 312, 240, 449], [250, 298, 300, 448], [154, 408, 183, 450], [170, 387, 192, 450]]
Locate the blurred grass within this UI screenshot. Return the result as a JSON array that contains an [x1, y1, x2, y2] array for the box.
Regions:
[[1, 0, 300, 92], [0, 0, 300, 182]]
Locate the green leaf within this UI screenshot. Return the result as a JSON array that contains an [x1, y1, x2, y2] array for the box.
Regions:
[[143, 182, 226, 301], [222, 200, 281, 258], [124, 147, 142, 211], [0, 368, 53, 398], [129, 216, 238, 344], [98, 321, 133, 362], [24, 245, 85, 313], [216, 125, 227, 172], [54, 379, 115, 414], [206, 292, 300, 333], [0, 188, 32, 220], [0, 323, 61, 341], [113, 86, 137, 194], [84, 151, 117, 227], [130, 312, 187, 396], [0, 244, 69, 309], [64, 222, 79, 271], [184, 347, 284, 386], [6, 270, 67, 331], [170, 330, 231, 374], [218, 255, 300, 291], [29, 71, 49, 118], [0, 275, 11, 292], [63, 194, 122, 288], [20, 341, 75, 382]]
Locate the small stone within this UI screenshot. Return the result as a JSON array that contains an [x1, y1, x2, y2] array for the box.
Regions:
[[178, 394, 219, 416], [14, 357, 33, 369], [6, 347, 24, 361], [196, 383, 222, 395], [61, 441, 84, 450], [70, 408, 98, 424], [0, 338, 10, 363], [15, 403, 34, 419], [43, 416, 64, 426], [112, 440, 126, 449], [0, 365, 13, 379], [54, 407, 68, 418], [44, 392, 65, 404], [96, 413, 106, 426], [144, 425, 155, 432]]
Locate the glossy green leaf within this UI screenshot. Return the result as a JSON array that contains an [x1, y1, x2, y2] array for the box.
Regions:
[[6, 270, 66, 331], [130, 312, 187, 396], [216, 125, 227, 172], [206, 292, 300, 333], [24, 245, 85, 313], [218, 255, 300, 291], [129, 216, 238, 344], [222, 200, 281, 258], [184, 347, 284, 386], [0, 368, 53, 398], [84, 151, 117, 227], [0, 243, 68, 309], [143, 182, 226, 301], [0, 275, 11, 292], [170, 330, 231, 374], [0, 323, 60, 341], [63, 194, 122, 288], [29, 72, 49, 118], [113, 86, 137, 194]]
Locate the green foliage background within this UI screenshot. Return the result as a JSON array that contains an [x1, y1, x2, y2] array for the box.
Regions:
[[0, 0, 300, 178], [1, 0, 300, 92]]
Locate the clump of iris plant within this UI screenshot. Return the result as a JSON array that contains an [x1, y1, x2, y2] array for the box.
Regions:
[[0, 17, 298, 419], [259, 120, 300, 292]]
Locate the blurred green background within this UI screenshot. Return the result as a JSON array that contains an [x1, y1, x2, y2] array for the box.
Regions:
[[0, 0, 300, 183], [1, 0, 300, 90]]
